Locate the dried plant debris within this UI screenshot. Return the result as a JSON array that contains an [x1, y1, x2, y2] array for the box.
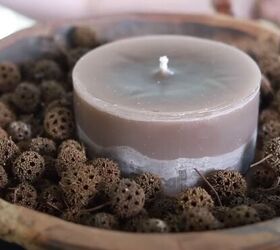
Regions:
[[0, 28, 279, 234]]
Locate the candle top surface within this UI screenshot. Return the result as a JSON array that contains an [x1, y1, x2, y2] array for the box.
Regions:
[[73, 35, 261, 120]]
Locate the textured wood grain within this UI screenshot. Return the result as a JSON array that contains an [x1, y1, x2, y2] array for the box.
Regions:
[[0, 13, 280, 250]]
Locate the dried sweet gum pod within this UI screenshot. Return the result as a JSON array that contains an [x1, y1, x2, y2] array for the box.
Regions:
[[7, 121, 32, 142], [66, 47, 90, 68], [148, 196, 181, 219], [37, 184, 65, 216], [134, 172, 163, 202], [224, 205, 260, 227], [0, 62, 21, 93], [32, 59, 63, 81], [0, 138, 19, 166], [183, 207, 221, 231], [12, 82, 41, 113], [110, 178, 145, 219], [261, 120, 280, 140], [251, 203, 276, 221], [29, 137, 57, 157], [58, 139, 85, 154], [6, 182, 37, 209], [0, 165, 8, 189], [87, 212, 119, 230], [41, 80, 66, 103], [0, 101, 16, 128], [178, 187, 214, 211], [206, 170, 247, 204], [264, 137, 280, 174], [246, 164, 278, 189], [0, 127, 8, 139], [60, 164, 100, 208], [44, 106, 75, 140], [56, 145, 87, 174], [90, 158, 120, 193], [137, 218, 169, 233], [71, 26, 98, 48], [12, 151, 45, 182]]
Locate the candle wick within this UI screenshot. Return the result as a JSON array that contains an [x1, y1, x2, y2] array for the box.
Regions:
[[159, 56, 174, 76]]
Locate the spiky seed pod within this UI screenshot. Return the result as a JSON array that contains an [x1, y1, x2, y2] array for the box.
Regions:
[[56, 145, 87, 174], [0, 138, 19, 166], [0, 62, 21, 93], [86, 213, 119, 230], [224, 205, 260, 227], [12, 151, 45, 182], [32, 59, 63, 81], [246, 164, 278, 189], [178, 187, 214, 211], [206, 170, 247, 204], [0, 101, 16, 128], [110, 178, 145, 218], [71, 26, 98, 48], [41, 80, 66, 103], [251, 203, 276, 221], [182, 208, 221, 231], [137, 218, 169, 233], [60, 163, 100, 208], [0, 165, 8, 189], [29, 137, 57, 157], [134, 172, 163, 202], [12, 82, 41, 113], [7, 121, 32, 142], [263, 137, 280, 174], [44, 106, 75, 140], [261, 120, 280, 140], [5, 183, 37, 208]]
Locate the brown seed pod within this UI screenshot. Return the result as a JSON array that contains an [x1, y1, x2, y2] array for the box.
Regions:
[[228, 196, 255, 208], [148, 196, 181, 219], [12, 151, 45, 182], [211, 206, 230, 224], [7, 121, 32, 142], [29, 137, 57, 157], [5, 182, 37, 208], [44, 106, 75, 140], [41, 80, 66, 103], [263, 137, 280, 174], [0, 127, 8, 139], [163, 214, 184, 232], [61, 209, 91, 224], [86, 212, 119, 230], [37, 185, 65, 216], [0, 138, 19, 166], [178, 187, 214, 211], [134, 172, 163, 202], [246, 164, 278, 189], [206, 170, 247, 204], [12, 82, 41, 113], [122, 209, 149, 232], [261, 120, 280, 141], [44, 95, 73, 114], [258, 52, 280, 89], [251, 203, 276, 221], [58, 139, 85, 153], [32, 59, 63, 81], [137, 218, 169, 233], [259, 109, 280, 124], [71, 26, 98, 48], [91, 158, 120, 193], [60, 163, 100, 208], [110, 178, 145, 218], [224, 205, 260, 227], [0, 165, 8, 189], [0, 101, 16, 128], [183, 207, 221, 231], [66, 47, 90, 68], [56, 145, 87, 174], [0, 62, 21, 93]]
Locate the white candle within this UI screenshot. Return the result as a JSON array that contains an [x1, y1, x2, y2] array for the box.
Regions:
[[73, 35, 261, 194]]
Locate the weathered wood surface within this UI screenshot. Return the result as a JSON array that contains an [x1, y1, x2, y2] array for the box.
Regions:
[[0, 13, 280, 250]]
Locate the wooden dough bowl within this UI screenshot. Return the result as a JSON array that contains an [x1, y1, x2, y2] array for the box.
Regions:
[[0, 13, 280, 250]]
